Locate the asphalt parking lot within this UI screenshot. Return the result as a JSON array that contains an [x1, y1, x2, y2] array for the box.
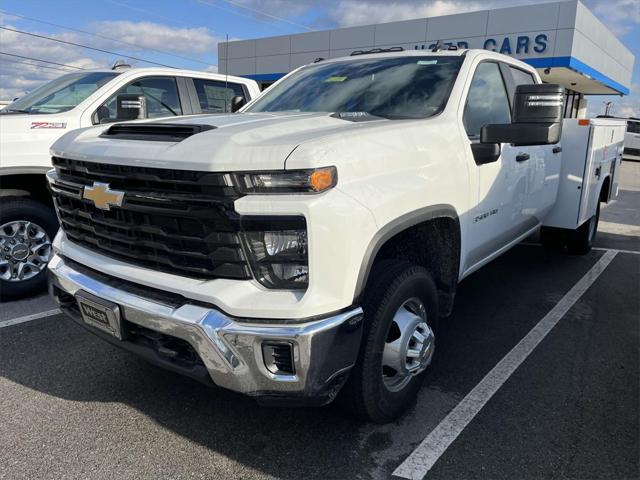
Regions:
[[1, 162, 638, 480]]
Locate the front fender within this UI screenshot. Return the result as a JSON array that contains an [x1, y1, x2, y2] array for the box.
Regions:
[[353, 204, 460, 303]]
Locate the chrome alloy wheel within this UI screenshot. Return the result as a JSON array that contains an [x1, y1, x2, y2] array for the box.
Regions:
[[0, 220, 53, 282], [382, 297, 434, 392]]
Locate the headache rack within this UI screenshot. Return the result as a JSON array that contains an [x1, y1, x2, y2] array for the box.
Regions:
[[100, 123, 215, 142]]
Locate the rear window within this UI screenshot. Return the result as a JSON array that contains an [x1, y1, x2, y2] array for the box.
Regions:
[[627, 121, 640, 134], [509, 67, 536, 86], [192, 78, 246, 113]]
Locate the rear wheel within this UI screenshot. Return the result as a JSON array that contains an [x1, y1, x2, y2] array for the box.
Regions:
[[567, 202, 600, 255], [0, 198, 58, 300], [341, 260, 438, 423], [540, 226, 566, 251]]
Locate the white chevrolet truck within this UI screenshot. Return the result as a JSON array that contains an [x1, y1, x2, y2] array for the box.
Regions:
[[46, 49, 625, 422], [0, 66, 259, 298]]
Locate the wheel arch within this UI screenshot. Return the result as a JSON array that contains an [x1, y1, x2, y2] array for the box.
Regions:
[[353, 204, 461, 317], [599, 174, 612, 203], [0, 172, 53, 208]]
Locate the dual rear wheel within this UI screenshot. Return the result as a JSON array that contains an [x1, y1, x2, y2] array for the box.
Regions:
[[541, 201, 600, 255]]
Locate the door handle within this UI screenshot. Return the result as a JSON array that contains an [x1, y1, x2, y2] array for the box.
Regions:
[[552, 146, 562, 154], [516, 153, 530, 162]]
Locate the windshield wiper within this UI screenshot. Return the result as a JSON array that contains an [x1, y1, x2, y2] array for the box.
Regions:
[[0, 109, 31, 114], [332, 111, 389, 122]]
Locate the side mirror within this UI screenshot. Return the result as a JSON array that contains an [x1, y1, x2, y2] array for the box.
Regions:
[[116, 94, 147, 121], [481, 84, 564, 146], [471, 142, 501, 165], [95, 105, 110, 124], [230, 96, 246, 113]]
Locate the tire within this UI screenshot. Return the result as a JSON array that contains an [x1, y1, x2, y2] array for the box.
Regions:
[[540, 226, 566, 251], [340, 260, 438, 423], [567, 201, 600, 255], [0, 197, 58, 300]]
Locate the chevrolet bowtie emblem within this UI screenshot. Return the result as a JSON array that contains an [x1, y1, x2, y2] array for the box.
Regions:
[[83, 182, 125, 210]]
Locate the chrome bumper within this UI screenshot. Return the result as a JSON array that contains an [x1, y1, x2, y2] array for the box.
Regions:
[[48, 255, 363, 405]]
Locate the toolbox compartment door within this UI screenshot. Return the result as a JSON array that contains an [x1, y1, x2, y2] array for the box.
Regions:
[[542, 118, 627, 230]]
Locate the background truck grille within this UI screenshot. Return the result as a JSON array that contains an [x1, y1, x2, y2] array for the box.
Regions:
[[50, 157, 251, 280], [624, 147, 640, 157]]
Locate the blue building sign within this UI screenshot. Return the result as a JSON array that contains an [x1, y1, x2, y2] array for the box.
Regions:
[[415, 34, 548, 55]]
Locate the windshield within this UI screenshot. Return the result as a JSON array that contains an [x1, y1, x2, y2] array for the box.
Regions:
[[2, 71, 120, 115], [246, 56, 464, 119]]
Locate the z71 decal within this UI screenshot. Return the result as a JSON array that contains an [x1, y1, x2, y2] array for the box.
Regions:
[[30, 122, 67, 129]]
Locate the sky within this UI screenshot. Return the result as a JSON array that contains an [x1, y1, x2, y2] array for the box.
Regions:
[[0, 0, 638, 117]]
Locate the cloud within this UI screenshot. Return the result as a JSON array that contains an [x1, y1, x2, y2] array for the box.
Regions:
[[331, 0, 485, 26], [0, 23, 106, 100], [591, 0, 640, 36], [233, 0, 639, 37], [86, 21, 221, 54], [232, 0, 562, 28], [0, 18, 221, 100]]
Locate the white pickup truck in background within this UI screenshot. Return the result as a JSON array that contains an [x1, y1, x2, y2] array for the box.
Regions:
[[622, 117, 640, 161], [46, 49, 625, 422], [0, 67, 260, 298]]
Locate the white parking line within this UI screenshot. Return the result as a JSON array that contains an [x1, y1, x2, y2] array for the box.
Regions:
[[0, 308, 61, 329], [520, 242, 640, 255], [593, 246, 640, 255], [393, 250, 618, 480]]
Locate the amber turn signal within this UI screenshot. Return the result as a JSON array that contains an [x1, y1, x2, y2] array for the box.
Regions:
[[310, 167, 337, 192]]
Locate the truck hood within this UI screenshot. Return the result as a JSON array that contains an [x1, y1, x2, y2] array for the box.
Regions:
[[0, 113, 78, 171], [51, 112, 388, 172]]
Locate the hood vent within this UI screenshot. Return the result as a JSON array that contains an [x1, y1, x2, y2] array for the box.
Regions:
[[100, 123, 216, 142]]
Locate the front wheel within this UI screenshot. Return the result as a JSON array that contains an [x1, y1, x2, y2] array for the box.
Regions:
[[0, 197, 58, 300], [340, 260, 438, 423]]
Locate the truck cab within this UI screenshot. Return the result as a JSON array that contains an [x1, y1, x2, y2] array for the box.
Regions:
[[0, 67, 260, 298], [46, 49, 623, 422]]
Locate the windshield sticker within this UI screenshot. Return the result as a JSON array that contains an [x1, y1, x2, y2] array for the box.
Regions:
[[417, 60, 438, 65], [325, 76, 347, 83], [30, 122, 67, 129]]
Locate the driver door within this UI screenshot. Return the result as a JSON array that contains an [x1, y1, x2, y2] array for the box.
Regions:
[[462, 61, 532, 271]]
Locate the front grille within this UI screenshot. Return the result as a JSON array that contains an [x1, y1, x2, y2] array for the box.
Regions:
[[51, 157, 251, 280]]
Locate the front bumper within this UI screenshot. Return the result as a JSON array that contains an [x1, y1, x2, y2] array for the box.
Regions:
[[48, 254, 363, 405]]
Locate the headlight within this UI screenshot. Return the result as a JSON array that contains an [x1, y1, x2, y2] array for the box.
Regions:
[[241, 216, 308, 289], [234, 166, 336, 194]]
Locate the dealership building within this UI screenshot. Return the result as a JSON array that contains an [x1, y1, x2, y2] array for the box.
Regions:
[[218, 0, 634, 117]]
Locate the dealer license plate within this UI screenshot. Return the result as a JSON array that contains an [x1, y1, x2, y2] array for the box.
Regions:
[[76, 291, 123, 340]]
